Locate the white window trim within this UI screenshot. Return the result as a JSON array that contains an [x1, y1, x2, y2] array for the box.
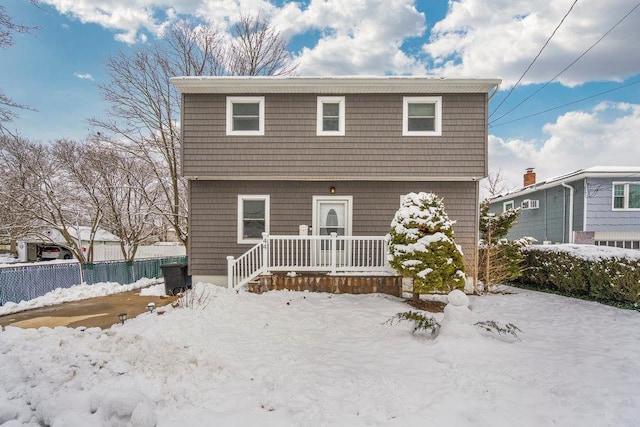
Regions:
[[316, 96, 345, 136], [226, 96, 265, 136], [402, 96, 442, 136], [237, 195, 270, 244], [612, 182, 640, 211], [503, 200, 515, 211]]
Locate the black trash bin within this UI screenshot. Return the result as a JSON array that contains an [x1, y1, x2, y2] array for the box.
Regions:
[[160, 263, 192, 296]]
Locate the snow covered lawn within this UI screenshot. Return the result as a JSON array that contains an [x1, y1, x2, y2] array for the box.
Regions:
[[1, 285, 639, 426]]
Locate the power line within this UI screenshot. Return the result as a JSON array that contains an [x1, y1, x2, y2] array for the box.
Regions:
[[489, 0, 579, 119], [490, 1, 640, 126], [489, 79, 640, 129]]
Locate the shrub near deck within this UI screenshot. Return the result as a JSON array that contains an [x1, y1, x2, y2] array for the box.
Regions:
[[519, 246, 640, 305]]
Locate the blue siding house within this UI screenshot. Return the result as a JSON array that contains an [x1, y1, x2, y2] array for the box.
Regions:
[[488, 167, 640, 249]]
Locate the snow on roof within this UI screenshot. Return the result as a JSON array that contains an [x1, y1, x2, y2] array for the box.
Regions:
[[43, 226, 120, 243], [68, 226, 120, 242], [490, 166, 640, 202]]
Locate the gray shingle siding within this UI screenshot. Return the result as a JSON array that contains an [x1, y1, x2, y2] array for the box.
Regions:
[[189, 180, 479, 276], [491, 185, 574, 243], [586, 177, 640, 231], [182, 93, 488, 179]]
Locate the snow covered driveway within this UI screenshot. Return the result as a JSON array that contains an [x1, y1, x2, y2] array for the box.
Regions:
[[1, 285, 639, 426]]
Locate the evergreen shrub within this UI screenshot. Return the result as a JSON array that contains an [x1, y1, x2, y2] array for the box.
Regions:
[[518, 247, 640, 305]]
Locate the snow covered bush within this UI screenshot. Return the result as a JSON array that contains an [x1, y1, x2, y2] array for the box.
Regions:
[[388, 192, 466, 298], [519, 246, 640, 305]]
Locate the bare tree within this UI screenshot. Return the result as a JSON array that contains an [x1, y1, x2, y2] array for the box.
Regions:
[[482, 169, 513, 198], [90, 14, 297, 246], [0, 135, 38, 251], [226, 13, 297, 76], [87, 144, 160, 261], [0, 1, 38, 134], [0, 136, 107, 262]]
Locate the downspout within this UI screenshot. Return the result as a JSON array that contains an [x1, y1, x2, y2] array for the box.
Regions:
[[583, 178, 588, 232], [544, 189, 548, 242], [561, 183, 575, 243]]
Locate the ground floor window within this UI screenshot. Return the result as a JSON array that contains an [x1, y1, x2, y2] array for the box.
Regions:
[[238, 195, 270, 244]]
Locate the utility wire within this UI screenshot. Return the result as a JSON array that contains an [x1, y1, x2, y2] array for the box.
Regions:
[[489, 0, 579, 119], [490, 1, 640, 126], [489, 79, 640, 128]]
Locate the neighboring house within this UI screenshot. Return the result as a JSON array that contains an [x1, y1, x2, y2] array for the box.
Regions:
[[16, 226, 121, 262], [488, 167, 640, 249], [171, 76, 501, 286], [44, 226, 121, 249]]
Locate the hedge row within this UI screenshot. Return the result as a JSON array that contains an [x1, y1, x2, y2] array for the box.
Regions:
[[518, 247, 640, 305]]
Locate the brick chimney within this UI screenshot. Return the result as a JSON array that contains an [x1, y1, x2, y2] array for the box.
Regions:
[[523, 168, 536, 187]]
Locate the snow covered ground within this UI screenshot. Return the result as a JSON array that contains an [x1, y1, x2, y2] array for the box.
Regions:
[[1, 282, 639, 426]]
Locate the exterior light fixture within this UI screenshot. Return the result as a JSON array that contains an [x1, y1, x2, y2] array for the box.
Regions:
[[118, 313, 127, 325], [329, 186, 336, 194], [146, 302, 156, 313]]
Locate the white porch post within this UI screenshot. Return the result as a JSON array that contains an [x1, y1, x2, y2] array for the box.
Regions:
[[262, 232, 270, 275], [226, 256, 235, 289], [330, 232, 337, 274], [383, 238, 390, 268]]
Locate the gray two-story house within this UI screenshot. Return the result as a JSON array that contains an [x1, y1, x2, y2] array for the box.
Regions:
[[488, 167, 640, 249], [171, 76, 501, 286]]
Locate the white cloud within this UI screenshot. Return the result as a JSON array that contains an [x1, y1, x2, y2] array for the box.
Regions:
[[488, 102, 640, 189], [41, 0, 428, 75], [278, 0, 427, 75], [74, 72, 94, 81], [40, 0, 278, 44], [424, 0, 640, 87]]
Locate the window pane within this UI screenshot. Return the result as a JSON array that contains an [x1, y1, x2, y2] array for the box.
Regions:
[[243, 200, 265, 219], [613, 184, 625, 208], [234, 117, 259, 131], [323, 103, 339, 117], [323, 118, 339, 131], [408, 117, 435, 131], [408, 103, 435, 116], [233, 103, 259, 116], [242, 199, 265, 239], [629, 184, 640, 208], [243, 220, 265, 238]]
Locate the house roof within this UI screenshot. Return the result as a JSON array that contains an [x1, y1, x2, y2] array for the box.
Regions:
[[489, 166, 640, 203], [170, 76, 502, 95], [46, 226, 120, 243]]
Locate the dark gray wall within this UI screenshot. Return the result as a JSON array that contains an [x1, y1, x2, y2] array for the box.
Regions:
[[190, 180, 479, 276], [181, 93, 488, 179]]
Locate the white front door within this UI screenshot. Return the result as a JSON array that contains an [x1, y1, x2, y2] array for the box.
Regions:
[[312, 196, 352, 265]]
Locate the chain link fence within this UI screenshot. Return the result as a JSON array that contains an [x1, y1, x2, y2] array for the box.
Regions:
[[82, 256, 187, 285], [0, 262, 82, 306], [1, 256, 188, 306]]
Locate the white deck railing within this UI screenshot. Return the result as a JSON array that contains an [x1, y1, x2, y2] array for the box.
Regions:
[[227, 233, 392, 289]]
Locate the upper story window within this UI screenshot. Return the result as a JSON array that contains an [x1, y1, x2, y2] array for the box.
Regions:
[[503, 200, 515, 212], [226, 96, 265, 136], [237, 195, 270, 244], [612, 183, 640, 210], [317, 96, 345, 136], [403, 96, 442, 136]]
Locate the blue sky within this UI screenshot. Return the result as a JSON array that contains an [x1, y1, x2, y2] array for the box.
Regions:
[[2, 0, 639, 190]]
